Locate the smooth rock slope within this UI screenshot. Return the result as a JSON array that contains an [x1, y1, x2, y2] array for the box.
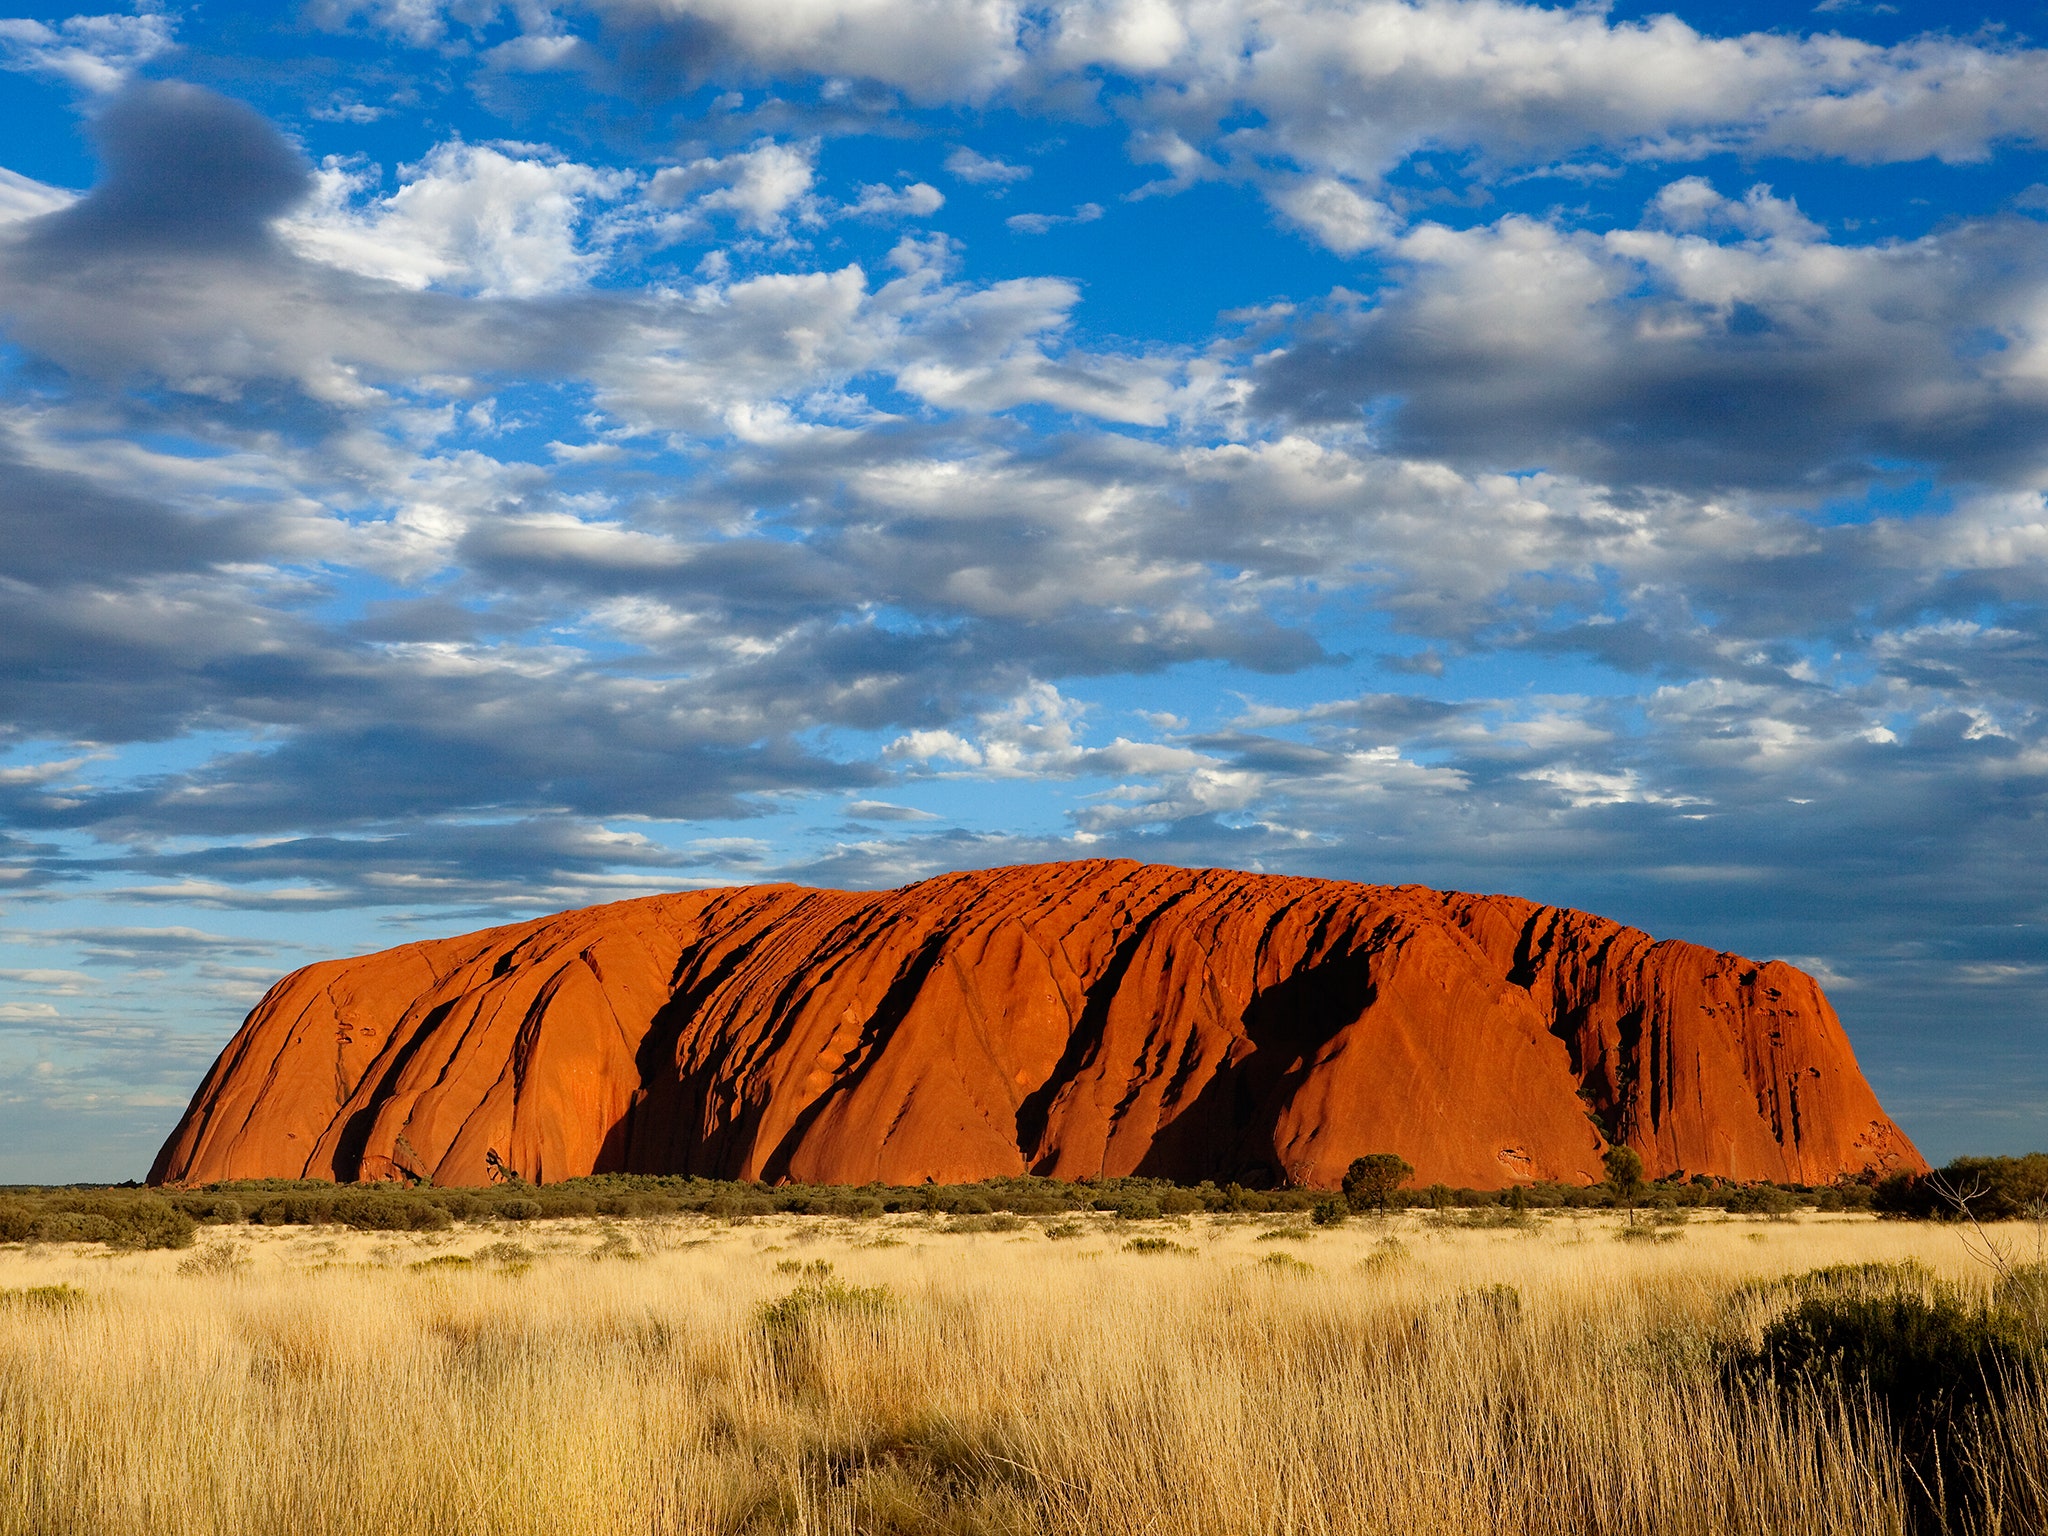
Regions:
[[150, 861, 1925, 1190]]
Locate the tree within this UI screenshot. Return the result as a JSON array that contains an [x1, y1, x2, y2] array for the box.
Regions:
[[1603, 1145, 1645, 1221], [1342, 1153, 1414, 1215]]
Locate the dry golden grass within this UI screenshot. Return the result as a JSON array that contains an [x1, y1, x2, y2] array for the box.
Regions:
[[0, 1209, 2036, 1535]]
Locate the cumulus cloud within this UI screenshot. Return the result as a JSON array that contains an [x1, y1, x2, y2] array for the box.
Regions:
[[1255, 189, 2048, 491], [588, 0, 1029, 103], [286, 142, 636, 296], [25, 81, 311, 257], [0, 169, 73, 226], [539, 0, 2048, 254], [644, 138, 819, 234], [0, 10, 176, 93], [1005, 202, 1102, 234], [944, 146, 1030, 184], [845, 180, 944, 219]]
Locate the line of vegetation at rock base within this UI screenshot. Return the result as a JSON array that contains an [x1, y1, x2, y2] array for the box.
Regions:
[[0, 1153, 2039, 1252]]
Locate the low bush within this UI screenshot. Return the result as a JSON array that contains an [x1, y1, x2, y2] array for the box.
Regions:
[[1359, 1236, 1408, 1274], [0, 1283, 87, 1310], [473, 1240, 534, 1275], [1258, 1252, 1313, 1274], [1124, 1237, 1193, 1256], [334, 1193, 452, 1232], [756, 1275, 894, 1390], [1732, 1260, 2048, 1532], [1616, 1224, 1682, 1243], [1721, 1184, 1798, 1217], [1871, 1153, 2048, 1220], [1456, 1284, 1523, 1326], [1995, 1263, 2048, 1341], [946, 1213, 1022, 1233], [177, 1240, 251, 1277]]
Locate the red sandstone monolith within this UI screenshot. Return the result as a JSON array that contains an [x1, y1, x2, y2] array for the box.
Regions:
[[148, 861, 1925, 1189]]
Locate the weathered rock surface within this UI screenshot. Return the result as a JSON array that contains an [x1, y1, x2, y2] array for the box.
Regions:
[[150, 861, 1925, 1190]]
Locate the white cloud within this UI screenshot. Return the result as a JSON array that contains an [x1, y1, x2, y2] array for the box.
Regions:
[[0, 11, 175, 93], [644, 140, 819, 236], [590, 0, 1028, 102], [1005, 202, 1103, 234], [583, 0, 2048, 255], [1267, 178, 1393, 255], [304, 0, 451, 47], [845, 799, 941, 821], [285, 142, 636, 296], [0, 168, 73, 226], [944, 146, 1031, 184], [846, 180, 945, 219]]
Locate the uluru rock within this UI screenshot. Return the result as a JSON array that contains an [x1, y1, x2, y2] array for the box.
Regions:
[[149, 861, 1925, 1190]]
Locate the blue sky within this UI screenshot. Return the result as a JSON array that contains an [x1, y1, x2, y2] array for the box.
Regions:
[[2, 0, 2047, 1180]]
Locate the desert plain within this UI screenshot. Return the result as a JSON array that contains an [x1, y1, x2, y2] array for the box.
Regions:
[[4, 1206, 2043, 1536]]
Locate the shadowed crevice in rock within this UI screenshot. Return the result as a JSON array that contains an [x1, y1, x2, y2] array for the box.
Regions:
[[1016, 890, 1188, 1173], [330, 997, 457, 1182]]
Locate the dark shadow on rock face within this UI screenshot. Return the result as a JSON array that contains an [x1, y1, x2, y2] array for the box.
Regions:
[[1124, 935, 1379, 1187], [24, 80, 310, 259]]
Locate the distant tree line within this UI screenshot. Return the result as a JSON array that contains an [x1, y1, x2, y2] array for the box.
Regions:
[[2, 1153, 2036, 1250]]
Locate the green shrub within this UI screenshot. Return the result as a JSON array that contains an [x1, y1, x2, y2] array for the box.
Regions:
[[473, 1240, 534, 1275], [1310, 1195, 1347, 1227], [0, 1198, 33, 1243], [1342, 1153, 1413, 1214], [0, 1284, 87, 1310], [1940, 1154, 2048, 1220], [408, 1253, 473, 1272], [177, 1240, 251, 1277], [1722, 1184, 1797, 1216], [333, 1193, 451, 1232], [1616, 1224, 1681, 1243], [253, 1194, 339, 1226], [1994, 1263, 2048, 1343], [1457, 1284, 1523, 1325], [1360, 1236, 1408, 1274], [20, 1211, 115, 1245], [493, 1198, 543, 1222], [71, 1197, 195, 1251], [756, 1276, 893, 1388], [1259, 1252, 1314, 1274], [946, 1213, 1022, 1233], [1124, 1237, 1193, 1255], [1603, 1146, 1646, 1208], [587, 1225, 641, 1262], [1734, 1262, 2046, 1533]]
